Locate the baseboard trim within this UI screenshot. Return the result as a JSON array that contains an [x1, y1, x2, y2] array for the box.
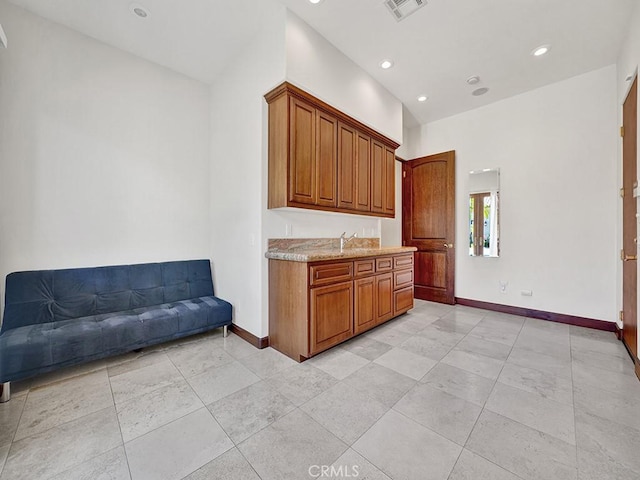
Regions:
[[229, 324, 269, 349], [616, 324, 623, 341], [455, 298, 616, 332]]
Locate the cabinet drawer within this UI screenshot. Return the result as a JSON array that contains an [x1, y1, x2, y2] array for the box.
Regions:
[[393, 269, 413, 290], [375, 256, 393, 273], [393, 254, 414, 269], [354, 259, 375, 277], [394, 286, 414, 315], [310, 262, 353, 287]]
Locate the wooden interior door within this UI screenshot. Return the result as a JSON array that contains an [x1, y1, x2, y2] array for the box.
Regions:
[[622, 76, 638, 362], [402, 151, 456, 304]]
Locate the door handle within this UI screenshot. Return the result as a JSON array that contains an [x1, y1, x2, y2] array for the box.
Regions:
[[443, 243, 454, 249], [624, 255, 637, 261]]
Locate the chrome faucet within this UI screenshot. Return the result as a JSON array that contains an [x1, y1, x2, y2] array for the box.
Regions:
[[340, 232, 357, 252]]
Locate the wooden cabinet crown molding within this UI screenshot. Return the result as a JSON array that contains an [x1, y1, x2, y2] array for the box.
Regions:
[[264, 82, 400, 151]]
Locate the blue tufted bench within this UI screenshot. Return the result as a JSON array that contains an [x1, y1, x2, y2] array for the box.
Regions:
[[0, 259, 232, 402]]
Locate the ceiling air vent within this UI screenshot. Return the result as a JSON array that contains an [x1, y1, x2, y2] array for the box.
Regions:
[[384, 0, 426, 22]]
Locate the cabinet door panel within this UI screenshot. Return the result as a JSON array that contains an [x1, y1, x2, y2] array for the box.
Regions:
[[356, 133, 371, 211], [289, 97, 316, 205], [316, 111, 338, 207], [337, 122, 357, 209], [310, 281, 354, 355], [394, 286, 414, 315], [354, 277, 376, 334], [371, 140, 385, 213], [384, 147, 395, 215], [376, 273, 394, 323]]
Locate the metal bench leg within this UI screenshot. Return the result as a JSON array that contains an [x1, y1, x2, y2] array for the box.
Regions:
[[223, 325, 228, 338], [0, 382, 10, 403]]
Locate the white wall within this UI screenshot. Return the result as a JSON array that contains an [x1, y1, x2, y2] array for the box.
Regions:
[[209, 6, 287, 339], [406, 66, 618, 322], [617, 1, 640, 349], [258, 12, 404, 337], [380, 125, 413, 247], [266, 10, 405, 249], [0, 2, 211, 314], [380, 161, 403, 247], [285, 12, 403, 144], [210, 11, 404, 338]]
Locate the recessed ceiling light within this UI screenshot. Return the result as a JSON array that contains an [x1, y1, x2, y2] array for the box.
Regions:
[[472, 87, 489, 96], [531, 45, 551, 57], [466, 75, 480, 85], [417, 95, 428, 102], [129, 3, 150, 18], [379, 59, 394, 70], [309, 0, 324, 3]]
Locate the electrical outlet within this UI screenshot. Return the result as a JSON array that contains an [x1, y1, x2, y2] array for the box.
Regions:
[[499, 281, 508, 293], [521, 290, 533, 297]]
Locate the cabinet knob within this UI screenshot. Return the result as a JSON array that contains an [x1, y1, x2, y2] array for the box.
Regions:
[[443, 243, 454, 249]]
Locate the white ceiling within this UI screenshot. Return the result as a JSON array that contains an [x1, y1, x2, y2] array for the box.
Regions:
[[6, 0, 637, 126], [5, 0, 280, 84]]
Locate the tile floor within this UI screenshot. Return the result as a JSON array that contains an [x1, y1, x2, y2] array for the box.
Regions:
[[0, 300, 639, 480]]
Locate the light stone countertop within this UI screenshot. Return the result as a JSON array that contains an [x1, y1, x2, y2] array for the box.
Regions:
[[265, 245, 417, 262]]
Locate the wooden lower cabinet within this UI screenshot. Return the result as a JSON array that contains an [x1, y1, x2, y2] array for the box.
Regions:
[[354, 276, 376, 334], [394, 286, 414, 315], [375, 273, 394, 324], [354, 272, 395, 335], [310, 281, 353, 355], [269, 252, 414, 362]]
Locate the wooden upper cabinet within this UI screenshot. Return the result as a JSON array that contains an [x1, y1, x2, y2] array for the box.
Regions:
[[371, 143, 395, 215], [289, 97, 317, 205], [337, 122, 357, 209], [265, 82, 399, 218], [371, 140, 385, 213], [385, 147, 395, 215], [316, 110, 338, 207], [356, 133, 371, 212]]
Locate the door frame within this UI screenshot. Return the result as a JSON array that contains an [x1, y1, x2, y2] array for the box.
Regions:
[[620, 69, 639, 376]]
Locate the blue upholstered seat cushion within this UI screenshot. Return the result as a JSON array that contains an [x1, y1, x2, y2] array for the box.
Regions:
[[0, 295, 232, 382]]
